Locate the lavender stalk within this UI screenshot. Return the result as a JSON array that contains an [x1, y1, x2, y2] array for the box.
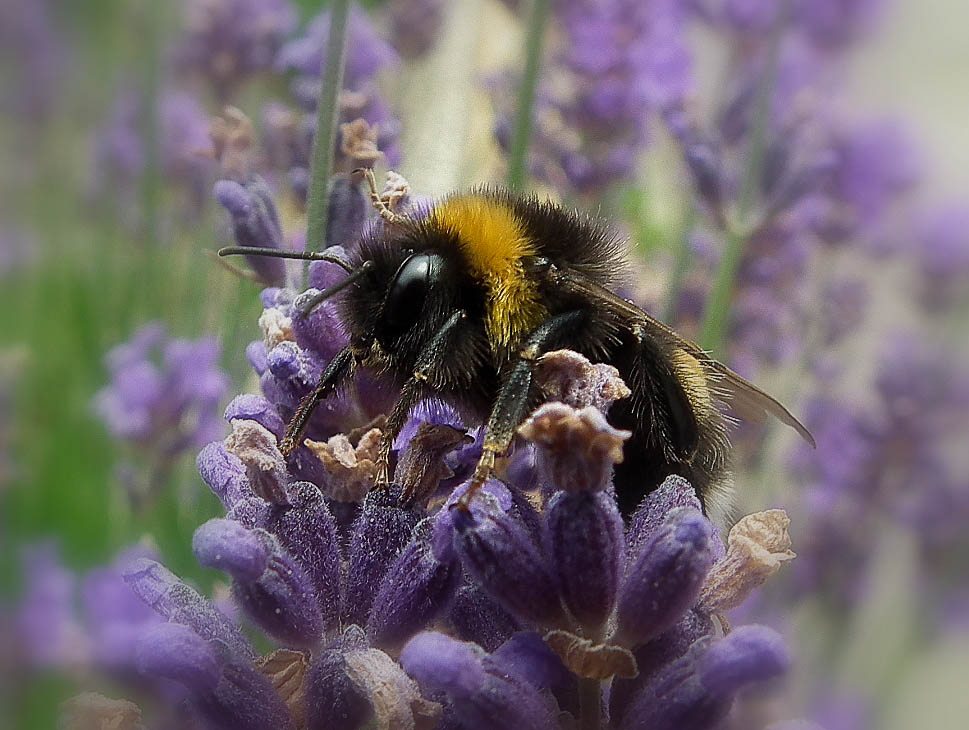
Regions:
[[698, 2, 788, 356], [305, 0, 352, 253], [506, 0, 551, 191]]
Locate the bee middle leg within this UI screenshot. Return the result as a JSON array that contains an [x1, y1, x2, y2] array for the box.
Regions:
[[458, 310, 587, 511]]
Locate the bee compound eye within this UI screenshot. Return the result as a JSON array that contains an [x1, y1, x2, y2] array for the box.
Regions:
[[383, 253, 445, 337]]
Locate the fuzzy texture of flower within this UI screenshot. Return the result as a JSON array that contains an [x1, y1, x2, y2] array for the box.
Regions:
[[214, 175, 288, 286]]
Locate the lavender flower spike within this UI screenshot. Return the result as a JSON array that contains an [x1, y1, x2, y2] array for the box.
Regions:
[[214, 175, 287, 286], [524, 401, 627, 631]]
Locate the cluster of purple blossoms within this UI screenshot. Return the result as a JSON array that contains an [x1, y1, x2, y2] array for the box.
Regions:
[[93, 323, 229, 506], [107, 361, 794, 729], [491, 0, 693, 197], [387, 0, 447, 60], [173, 0, 299, 101]]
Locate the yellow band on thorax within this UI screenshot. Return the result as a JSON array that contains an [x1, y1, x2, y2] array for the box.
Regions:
[[430, 195, 547, 349]]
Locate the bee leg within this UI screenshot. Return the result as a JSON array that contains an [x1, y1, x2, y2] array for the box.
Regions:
[[373, 311, 469, 490], [456, 311, 586, 511], [354, 167, 409, 226], [280, 346, 356, 456]]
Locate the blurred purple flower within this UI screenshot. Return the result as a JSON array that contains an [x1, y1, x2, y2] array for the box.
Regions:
[[94, 323, 229, 504], [90, 87, 216, 218], [16, 543, 88, 670], [276, 5, 402, 171], [490, 0, 692, 197], [174, 0, 298, 100], [914, 202, 969, 312], [0, 0, 66, 121], [387, 0, 446, 59]]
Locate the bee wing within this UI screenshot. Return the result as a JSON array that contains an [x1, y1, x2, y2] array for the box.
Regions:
[[700, 359, 816, 447], [547, 266, 816, 447]]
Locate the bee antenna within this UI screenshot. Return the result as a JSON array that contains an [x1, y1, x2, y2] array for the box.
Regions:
[[217, 246, 354, 273], [297, 260, 375, 316]]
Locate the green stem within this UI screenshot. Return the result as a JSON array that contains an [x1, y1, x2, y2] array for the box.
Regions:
[[697, 5, 788, 356], [578, 677, 602, 730], [663, 205, 697, 323], [139, 0, 164, 249], [305, 0, 352, 254], [506, 0, 551, 191]]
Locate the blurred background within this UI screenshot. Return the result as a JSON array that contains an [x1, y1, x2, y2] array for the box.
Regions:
[[1, 0, 967, 728]]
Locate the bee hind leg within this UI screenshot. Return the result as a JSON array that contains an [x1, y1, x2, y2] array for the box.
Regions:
[[456, 311, 587, 512]]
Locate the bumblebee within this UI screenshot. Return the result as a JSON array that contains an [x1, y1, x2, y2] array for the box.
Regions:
[[223, 174, 813, 516]]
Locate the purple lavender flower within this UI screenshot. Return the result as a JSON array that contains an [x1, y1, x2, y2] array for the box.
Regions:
[[174, 0, 298, 100], [16, 543, 87, 670], [785, 333, 969, 608], [276, 5, 402, 170], [94, 323, 228, 505], [387, 0, 446, 59], [90, 87, 216, 218], [490, 0, 693, 197], [914, 202, 969, 312], [0, 0, 66, 121]]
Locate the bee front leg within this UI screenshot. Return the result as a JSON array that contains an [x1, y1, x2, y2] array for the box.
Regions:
[[280, 346, 356, 455], [373, 310, 469, 489], [457, 311, 587, 511]]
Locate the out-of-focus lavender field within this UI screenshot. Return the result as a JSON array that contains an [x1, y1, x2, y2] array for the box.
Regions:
[[1, 1, 967, 729]]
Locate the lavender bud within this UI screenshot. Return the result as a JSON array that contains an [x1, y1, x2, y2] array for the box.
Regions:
[[214, 176, 286, 286], [224, 394, 286, 440], [545, 490, 623, 630], [448, 584, 522, 653], [626, 475, 702, 561], [401, 632, 556, 730], [621, 626, 789, 730], [517, 403, 630, 493], [197, 442, 253, 508], [609, 611, 714, 725], [453, 497, 565, 627], [229, 530, 325, 648], [304, 649, 374, 730], [616, 508, 715, 647], [193, 518, 268, 583], [200, 651, 296, 730], [264, 481, 343, 630], [490, 632, 573, 690], [123, 558, 254, 659], [324, 176, 369, 249], [135, 622, 221, 692], [366, 519, 461, 651], [343, 486, 423, 626]]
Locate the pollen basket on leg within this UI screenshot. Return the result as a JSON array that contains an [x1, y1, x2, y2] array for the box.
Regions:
[[430, 195, 547, 347]]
